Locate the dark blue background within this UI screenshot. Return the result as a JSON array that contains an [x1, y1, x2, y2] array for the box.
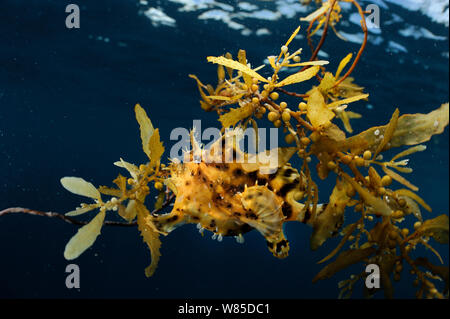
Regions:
[[0, 0, 448, 298]]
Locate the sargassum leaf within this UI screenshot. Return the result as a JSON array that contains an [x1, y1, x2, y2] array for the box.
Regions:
[[135, 104, 155, 159], [327, 94, 369, 109], [285, 60, 329, 67], [317, 221, 360, 264], [337, 111, 353, 133], [114, 158, 139, 179], [417, 214, 449, 244], [149, 128, 164, 166], [382, 166, 418, 192], [391, 145, 426, 162], [322, 123, 346, 142], [205, 95, 232, 101], [98, 185, 121, 197], [207, 56, 268, 83], [374, 108, 399, 158], [307, 88, 335, 128], [219, 103, 254, 128], [313, 247, 376, 282], [120, 199, 137, 222], [284, 25, 301, 47], [317, 72, 336, 93], [393, 189, 431, 212], [310, 18, 325, 37], [301, 2, 330, 22], [311, 178, 351, 250], [335, 53, 353, 79], [275, 65, 320, 87], [66, 204, 98, 217], [399, 195, 422, 221], [347, 103, 449, 154], [342, 172, 392, 216], [154, 191, 165, 211], [390, 102, 449, 147], [60, 177, 101, 200], [189, 74, 212, 104], [113, 174, 127, 194], [267, 56, 277, 69], [136, 203, 162, 277], [238, 49, 253, 88], [379, 253, 396, 299], [64, 210, 106, 260], [217, 64, 225, 83]]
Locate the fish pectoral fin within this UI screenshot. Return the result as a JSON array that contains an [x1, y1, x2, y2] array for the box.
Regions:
[[240, 186, 288, 257]]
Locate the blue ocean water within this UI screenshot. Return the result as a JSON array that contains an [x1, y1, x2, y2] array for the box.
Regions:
[[0, 0, 448, 298]]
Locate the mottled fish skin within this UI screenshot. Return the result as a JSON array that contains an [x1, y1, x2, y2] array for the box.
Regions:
[[152, 130, 325, 258]]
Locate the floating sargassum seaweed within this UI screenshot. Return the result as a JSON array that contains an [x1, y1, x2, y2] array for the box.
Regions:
[[3, 0, 448, 299]]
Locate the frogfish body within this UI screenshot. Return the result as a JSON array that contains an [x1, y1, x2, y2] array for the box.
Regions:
[[152, 129, 325, 258]]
